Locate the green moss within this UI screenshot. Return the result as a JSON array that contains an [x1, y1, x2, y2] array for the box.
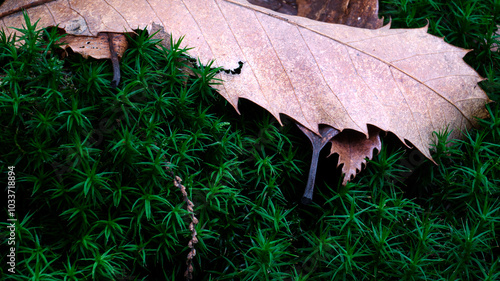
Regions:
[[1, 2, 499, 279]]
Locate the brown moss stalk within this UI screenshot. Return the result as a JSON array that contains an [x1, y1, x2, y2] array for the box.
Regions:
[[164, 163, 199, 280]]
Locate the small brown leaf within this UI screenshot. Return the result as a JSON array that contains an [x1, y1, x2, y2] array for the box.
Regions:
[[297, 0, 383, 29], [248, 0, 298, 15], [329, 127, 382, 185], [58, 33, 128, 60], [150, 22, 172, 50], [58, 32, 127, 87]]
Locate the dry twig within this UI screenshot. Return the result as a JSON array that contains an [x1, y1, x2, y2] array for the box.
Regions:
[[164, 162, 199, 280]]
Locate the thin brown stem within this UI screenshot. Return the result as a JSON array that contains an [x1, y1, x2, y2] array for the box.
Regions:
[[297, 124, 339, 204], [106, 32, 121, 88], [164, 162, 199, 281]]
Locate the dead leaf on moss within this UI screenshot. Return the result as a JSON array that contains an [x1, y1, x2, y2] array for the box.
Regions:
[[328, 127, 382, 185], [0, 0, 491, 197], [58, 33, 128, 60]]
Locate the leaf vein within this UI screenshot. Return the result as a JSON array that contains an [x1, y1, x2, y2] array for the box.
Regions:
[[389, 66, 426, 149], [390, 51, 466, 63], [43, 2, 57, 25], [144, 0, 166, 31], [101, 0, 133, 32], [252, 10, 305, 126], [66, 0, 92, 35]]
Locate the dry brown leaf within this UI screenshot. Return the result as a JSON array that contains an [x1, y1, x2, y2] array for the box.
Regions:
[[0, 0, 490, 185], [150, 22, 172, 50], [58, 33, 128, 60], [329, 127, 381, 185], [296, 0, 384, 186], [247, 0, 298, 15], [297, 0, 383, 29], [256, 0, 385, 188], [318, 0, 384, 185]]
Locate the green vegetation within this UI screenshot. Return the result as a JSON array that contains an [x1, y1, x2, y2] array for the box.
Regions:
[[1, 0, 499, 280]]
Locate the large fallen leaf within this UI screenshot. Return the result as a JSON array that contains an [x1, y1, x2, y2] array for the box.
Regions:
[[250, 0, 385, 198], [1, 0, 490, 184]]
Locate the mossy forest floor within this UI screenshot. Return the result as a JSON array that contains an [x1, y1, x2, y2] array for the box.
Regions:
[[1, 0, 499, 280]]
